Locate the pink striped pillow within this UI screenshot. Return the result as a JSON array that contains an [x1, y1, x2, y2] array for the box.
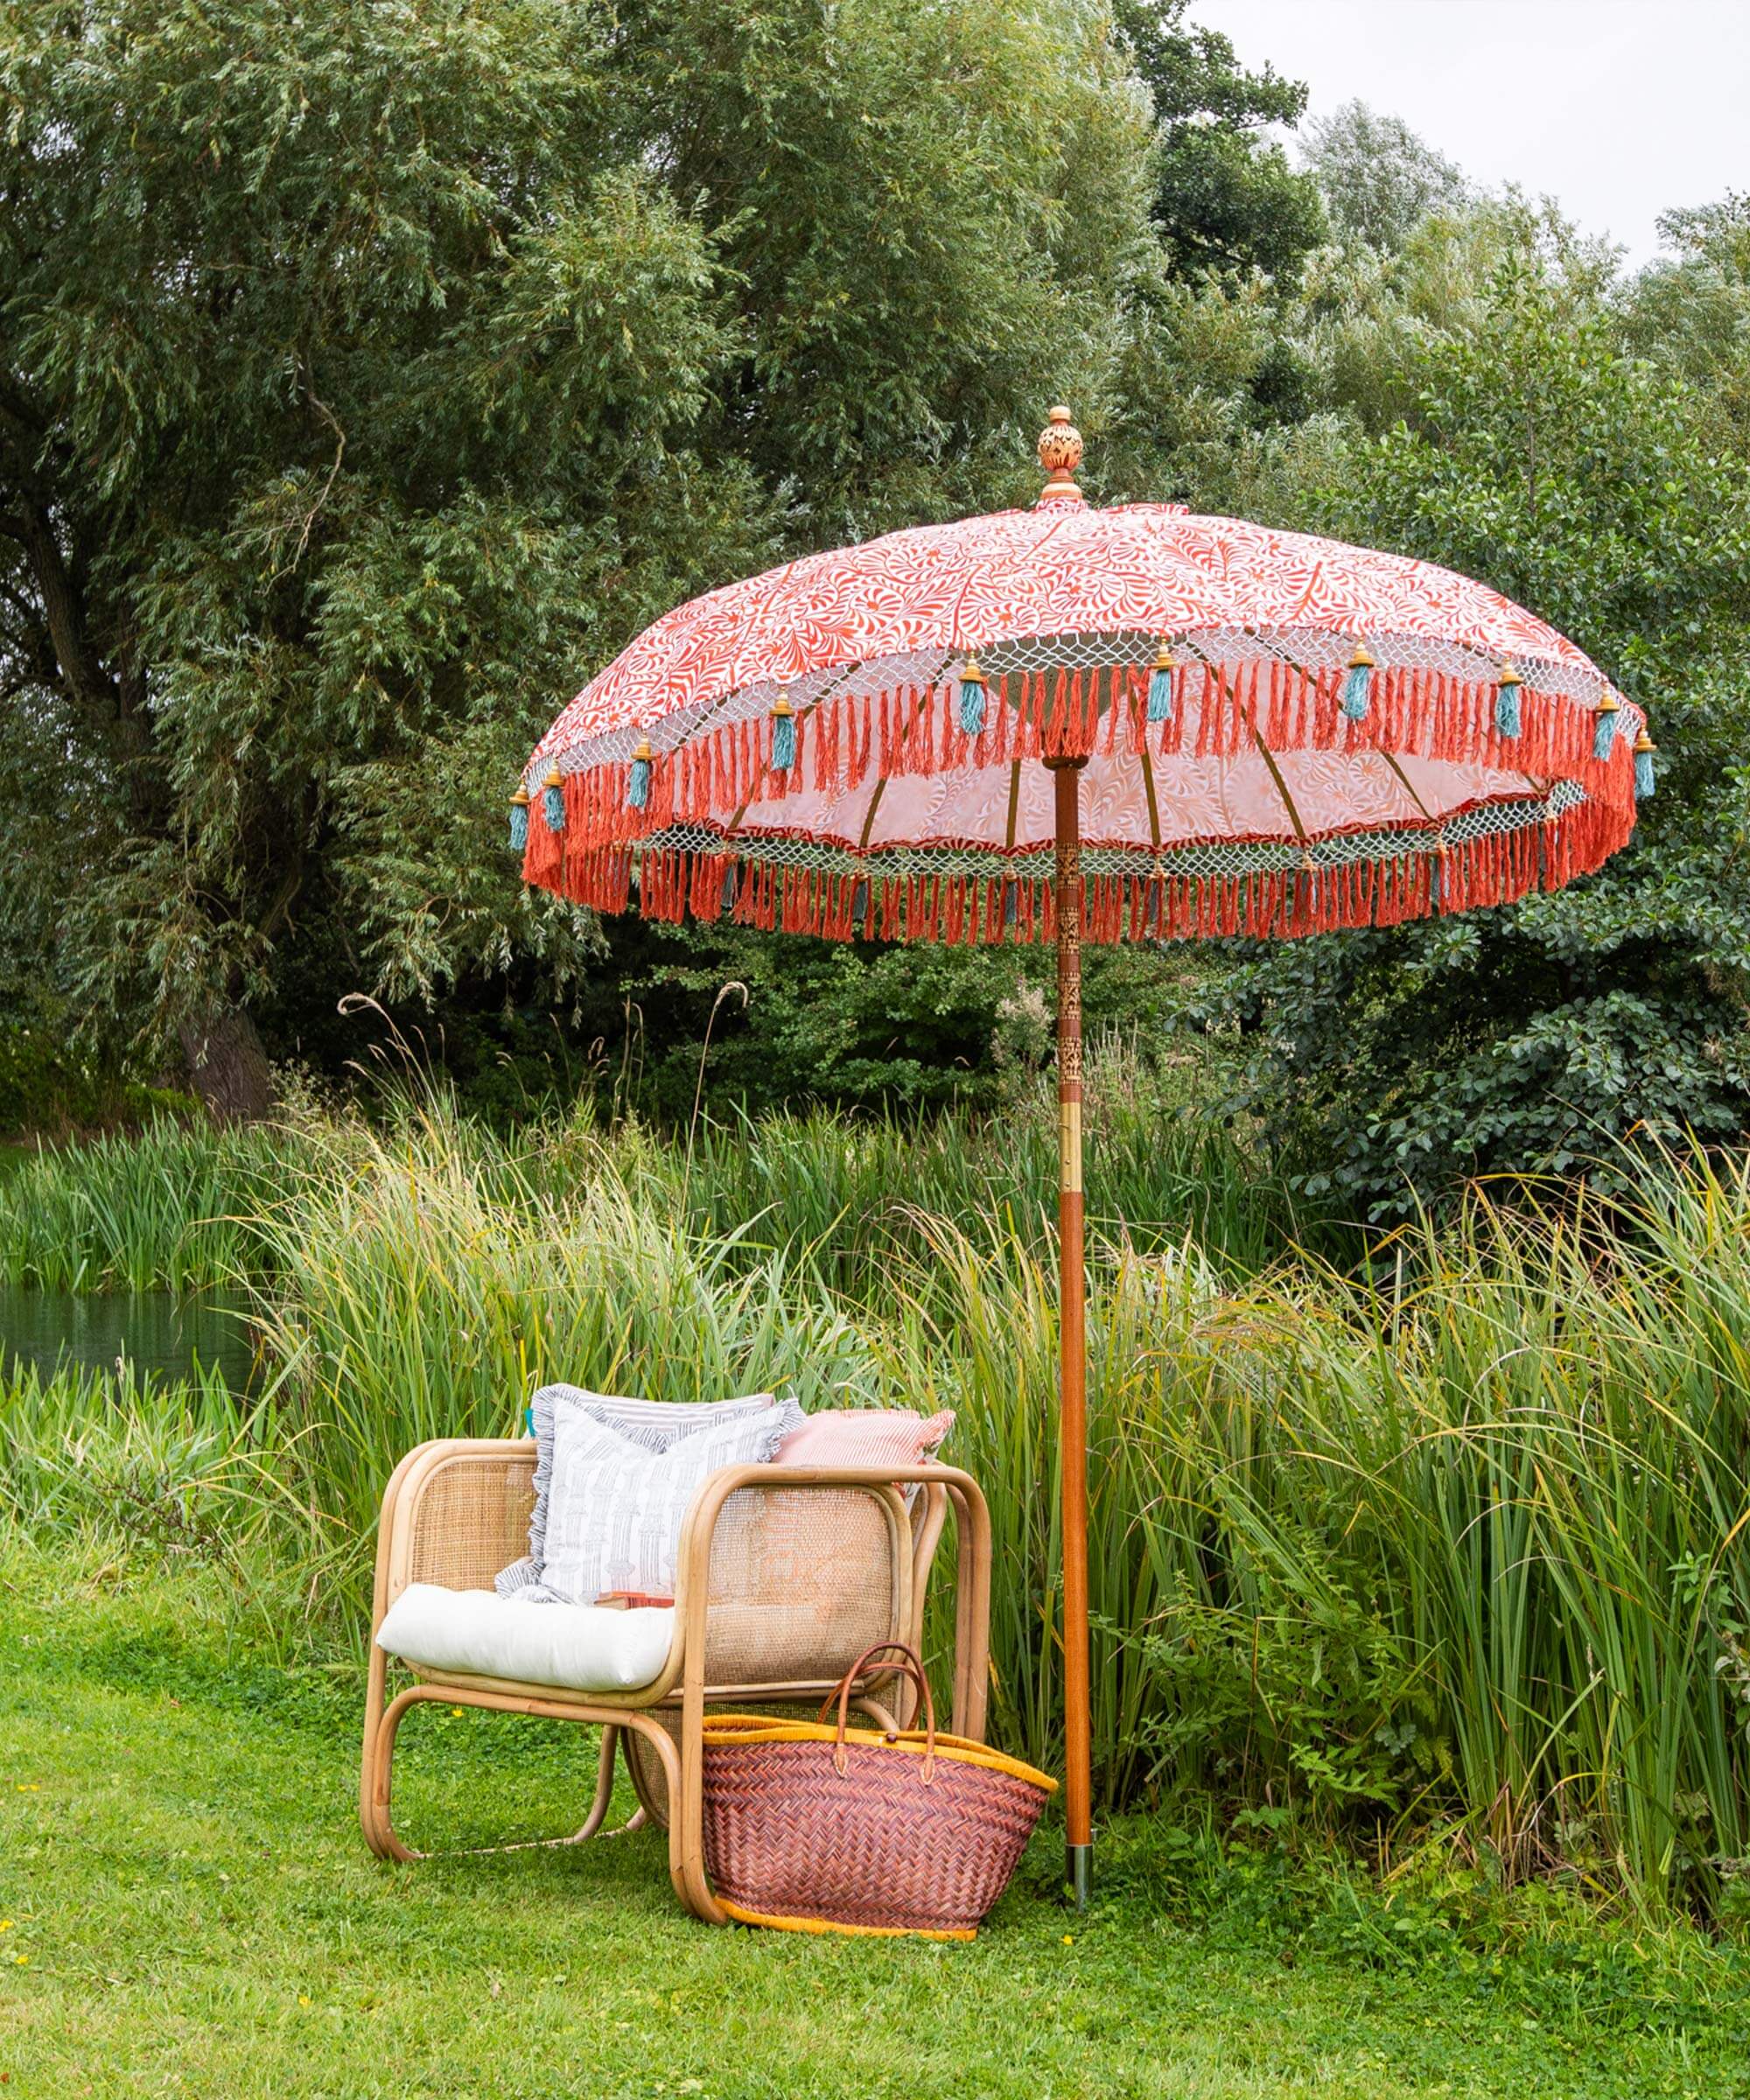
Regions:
[[774, 1407, 955, 1471]]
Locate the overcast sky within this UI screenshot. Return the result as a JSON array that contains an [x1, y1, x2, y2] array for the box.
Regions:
[[1189, 0, 1750, 266]]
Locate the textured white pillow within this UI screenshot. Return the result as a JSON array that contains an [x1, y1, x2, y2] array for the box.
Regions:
[[499, 1384, 802, 1600], [538, 1400, 791, 1605]]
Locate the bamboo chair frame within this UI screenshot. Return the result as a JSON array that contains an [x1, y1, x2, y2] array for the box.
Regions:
[[360, 1438, 991, 1924]]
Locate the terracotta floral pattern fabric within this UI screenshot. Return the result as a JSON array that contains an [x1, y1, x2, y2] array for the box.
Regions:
[[517, 502, 1642, 945]]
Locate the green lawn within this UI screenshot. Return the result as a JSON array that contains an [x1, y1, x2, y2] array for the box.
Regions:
[[2, 1543, 1746, 2100]]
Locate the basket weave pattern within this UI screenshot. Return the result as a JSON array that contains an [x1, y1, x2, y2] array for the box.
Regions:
[[699, 1645, 1053, 1937]]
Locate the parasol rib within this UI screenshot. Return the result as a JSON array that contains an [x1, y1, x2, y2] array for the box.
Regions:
[[1250, 732, 1310, 844], [1376, 748, 1436, 826], [853, 668, 952, 851]]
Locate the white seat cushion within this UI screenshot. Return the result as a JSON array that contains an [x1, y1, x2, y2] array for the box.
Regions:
[[378, 1584, 675, 1692]]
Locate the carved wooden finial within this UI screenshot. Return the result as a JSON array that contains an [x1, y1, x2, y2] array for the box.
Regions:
[[1037, 405, 1084, 505]]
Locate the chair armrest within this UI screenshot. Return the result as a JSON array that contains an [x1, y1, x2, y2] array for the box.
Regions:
[[370, 1438, 537, 1632], [674, 1464, 990, 1739]]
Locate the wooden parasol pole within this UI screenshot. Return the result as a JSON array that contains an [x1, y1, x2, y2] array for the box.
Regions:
[[1035, 403, 1094, 1905], [1050, 752, 1092, 1907]]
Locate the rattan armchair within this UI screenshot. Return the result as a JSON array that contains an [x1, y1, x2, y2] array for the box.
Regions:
[[360, 1438, 991, 1924]]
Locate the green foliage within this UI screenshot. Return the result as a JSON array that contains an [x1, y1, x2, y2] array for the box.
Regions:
[[0, 1354, 250, 1541], [1129, 1547, 1433, 1815], [0, 0, 1157, 1098], [1339, 288, 1750, 648], [580, 923, 1032, 1117], [0, 1021, 197, 1138], [10, 0, 1750, 1225], [668, 1056, 1296, 1292], [917, 1167, 1750, 1914], [622, 0, 1157, 530], [1116, 0, 1327, 279], [1197, 276, 1750, 1217], [0, 1054, 1297, 1294], [1300, 102, 1469, 256], [580, 918, 1212, 1120], [0, 1116, 288, 1290], [1626, 192, 1750, 454]]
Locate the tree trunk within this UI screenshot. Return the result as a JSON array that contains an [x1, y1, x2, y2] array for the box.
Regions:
[[178, 1007, 275, 1123]]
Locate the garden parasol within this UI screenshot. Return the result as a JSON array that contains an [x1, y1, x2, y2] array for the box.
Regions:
[[514, 410, 1651, 1905]]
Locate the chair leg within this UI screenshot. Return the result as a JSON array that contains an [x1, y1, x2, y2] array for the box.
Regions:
[[621, 1719, 674, 1831], [363, 1683, 430, 1863], [944, 1480, 992, 1742], [360, 1647, 429, 1861], [362, 1681, 644, 1861], [569, 1725, 621, 1841], [354, 1638, 386, 1856], [572, 1727, 648, 1840], [640, 1701, 728, 1926]]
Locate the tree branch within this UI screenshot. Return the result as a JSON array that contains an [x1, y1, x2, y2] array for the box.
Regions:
[[11, 501, 116, 722]]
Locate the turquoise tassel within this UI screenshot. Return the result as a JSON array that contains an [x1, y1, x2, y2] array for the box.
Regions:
[[509, 796, 528, 850], [1147, 646, 1175, 724], [852, 878, 869, 934], [542, 771, 564, 831], [1340, 646, 1374, 722], [771, 696, 796, 772], [1634, 735, 1656, 800], [1593, 697, 1620, 761], [957, 657, 986, 736], [628, 746, 652, 809], [1494, 669, 1522, 739]]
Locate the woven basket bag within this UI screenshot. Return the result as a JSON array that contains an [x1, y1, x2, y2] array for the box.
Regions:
[[700, 1642, 1056, 1940]]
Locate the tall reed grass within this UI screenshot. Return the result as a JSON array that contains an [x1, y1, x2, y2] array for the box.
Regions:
[[247, 1108, 890, 1549], [662, 1063, 1299, 1295], [0, 1354, 259, 1536], [0, 1053, 1302, 1295], [4, 1096, 1749, 1915], [908, 1179, 1750, 1913], [0, 1120, 288, 1290]]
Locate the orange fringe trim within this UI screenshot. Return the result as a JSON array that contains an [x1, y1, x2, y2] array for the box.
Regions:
[[520, 663, 1637, 939], [528, 666, 1628, 861], [528, 791, 1633, 947]]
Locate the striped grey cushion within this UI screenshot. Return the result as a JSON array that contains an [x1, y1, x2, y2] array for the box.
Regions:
[[536, 1399, 792, 1605], [498, 1385, 802, 1601]]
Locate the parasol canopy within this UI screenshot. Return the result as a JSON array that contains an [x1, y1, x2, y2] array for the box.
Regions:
[[514, 410, 1649, 1909], [518, 410, 1647, 941]]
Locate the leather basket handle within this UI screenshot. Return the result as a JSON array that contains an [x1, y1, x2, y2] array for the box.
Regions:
[[818, 1642, 937, 1779]]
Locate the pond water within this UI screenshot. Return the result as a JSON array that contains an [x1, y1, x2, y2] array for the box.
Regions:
[[0, 1282, 259, 1393]]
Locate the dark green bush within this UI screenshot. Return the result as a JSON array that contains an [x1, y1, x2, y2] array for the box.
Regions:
[[0, 1021, 198, 1138]]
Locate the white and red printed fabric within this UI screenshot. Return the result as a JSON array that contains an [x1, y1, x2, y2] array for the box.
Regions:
[[519, 498, 1642, 944]]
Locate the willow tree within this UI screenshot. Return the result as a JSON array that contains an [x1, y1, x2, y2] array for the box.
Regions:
[[0, 0, 1155, 1111]]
